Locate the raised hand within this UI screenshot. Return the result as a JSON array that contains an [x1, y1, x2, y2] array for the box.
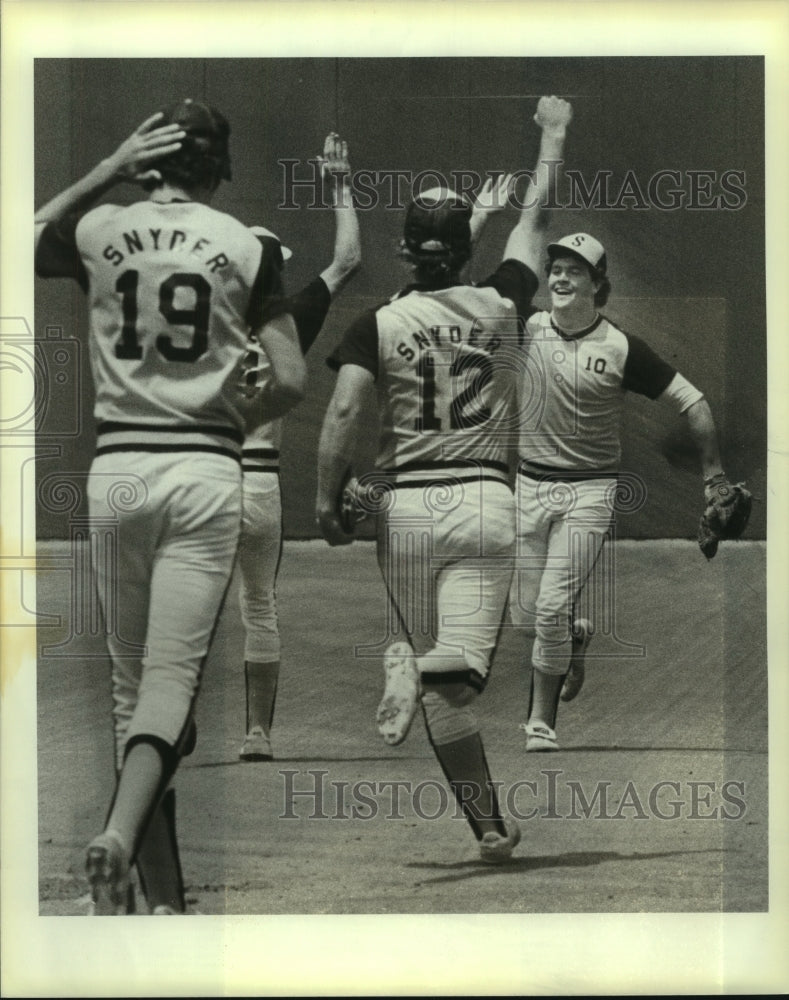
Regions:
[[469, 173, 515, 246], [533, 95, 573, 135], [319, 131, 351, 184], [104, 112, 185, 185], [472, 173, 515, 218]]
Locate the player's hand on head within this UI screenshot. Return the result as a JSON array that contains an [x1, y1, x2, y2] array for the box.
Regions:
[[319, 132, 351, 183], [105, 112, 186, 185], [533, 95, 573, 134], [316, 509, 354, 547], [471, 173, 514, 218]]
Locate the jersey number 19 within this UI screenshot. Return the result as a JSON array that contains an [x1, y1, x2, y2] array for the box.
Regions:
[[115, 269, 211, 363]]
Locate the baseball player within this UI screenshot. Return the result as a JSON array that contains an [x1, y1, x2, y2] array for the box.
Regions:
[[511, 231, 737, 751], [238, 133, 361, 762], [316, 96, 573, 863], [34, 101, 306, 914]]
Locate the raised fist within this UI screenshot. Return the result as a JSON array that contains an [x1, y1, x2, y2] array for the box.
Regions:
[[534, 95, 573, 133]]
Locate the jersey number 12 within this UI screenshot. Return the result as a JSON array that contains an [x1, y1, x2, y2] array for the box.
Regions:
[[415, 351, 493, 432]]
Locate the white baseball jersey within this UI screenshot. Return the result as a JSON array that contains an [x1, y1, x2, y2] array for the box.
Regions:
[[35, 197, 285, 769], [35, 200, 285, 460], [510, 309, 699, 679], [518, 310, 684, 472], [329, 260, 539, 685], [330, 260, 538, 485]]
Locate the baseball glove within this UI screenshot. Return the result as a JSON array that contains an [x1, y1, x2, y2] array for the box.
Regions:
[[237, 336, 266, 399], [338, 470, 372, 535], [698, 473, 752, 560]]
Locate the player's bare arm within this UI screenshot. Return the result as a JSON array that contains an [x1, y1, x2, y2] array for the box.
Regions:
[[316, 363, 375, 545], [469, 173, 515, 247], [319, 132, 362, 296], [683, 397, 725, 481], [242, 312, 307, 430], [34, 113, 185, 250], [504, 95, 572, 271], [531, 94, 573, 204]]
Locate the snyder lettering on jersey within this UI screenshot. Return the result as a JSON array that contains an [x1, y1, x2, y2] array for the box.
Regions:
[[35, 201, 284, 457], [518, 311, 676, 471], [101, 223, 232, 271]]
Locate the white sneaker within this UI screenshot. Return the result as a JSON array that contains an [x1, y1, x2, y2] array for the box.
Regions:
[[520, 721, 559, 752], [85, 829, 131, 915], [560, 619, 594, 703], [239, 726, 273, 761], [376, 642, 420, 746], [479, 817, 522, 864]]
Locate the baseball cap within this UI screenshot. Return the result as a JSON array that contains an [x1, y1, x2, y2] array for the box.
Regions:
[[547, 233, 607, 274], [159, 98, 232, 181]]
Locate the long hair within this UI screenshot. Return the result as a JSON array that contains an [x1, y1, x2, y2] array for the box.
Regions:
[[146, 99, 232, 193]]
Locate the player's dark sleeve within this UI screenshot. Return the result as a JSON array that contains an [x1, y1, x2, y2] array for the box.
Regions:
[[246, 238, 289, 329], [254, 233, 286, 272], [34, 215, 89, 291], [622, 332, 677, 399], [326, 309, 379, 380], [477, 259, 540, 318], [288, 276, 332, 354]]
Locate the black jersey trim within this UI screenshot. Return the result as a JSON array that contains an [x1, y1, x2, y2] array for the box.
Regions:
[[618, 326, 677, 399], [384, 459, 510, 475], [241, 447, 280, 459], [289, 276, 332, 353], [518, 463, 618, 483], [95, 443, 241, 462], [97, 420, 244, 444], [389, 474, 511, 491], [549, 313, 604, 341]]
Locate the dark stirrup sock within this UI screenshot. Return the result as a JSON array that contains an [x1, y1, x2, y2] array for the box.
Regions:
[[429, 732, 507, 840]]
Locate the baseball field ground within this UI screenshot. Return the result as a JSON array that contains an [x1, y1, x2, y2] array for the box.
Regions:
[[35, 538, 768, 927]]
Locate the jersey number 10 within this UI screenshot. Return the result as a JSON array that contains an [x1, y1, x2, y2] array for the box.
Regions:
[[115, 269, 211, 363]]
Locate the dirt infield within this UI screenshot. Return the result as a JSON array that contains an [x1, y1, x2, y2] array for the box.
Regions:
[[36, 539, 767, 917]]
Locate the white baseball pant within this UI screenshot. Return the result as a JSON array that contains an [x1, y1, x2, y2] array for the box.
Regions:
[[510, 471, 615, 675], [88, 451, 241, 768]]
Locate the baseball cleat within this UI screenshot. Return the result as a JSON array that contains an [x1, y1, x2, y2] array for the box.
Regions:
[[520, 721, 559, 752], [85, 829, 131, 915], [239, 726, 273, 761], [479, 817, 522, 864], [376, 642, 420, 746], [152, 905, 179, 915], [560, 618, 594, 702]]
